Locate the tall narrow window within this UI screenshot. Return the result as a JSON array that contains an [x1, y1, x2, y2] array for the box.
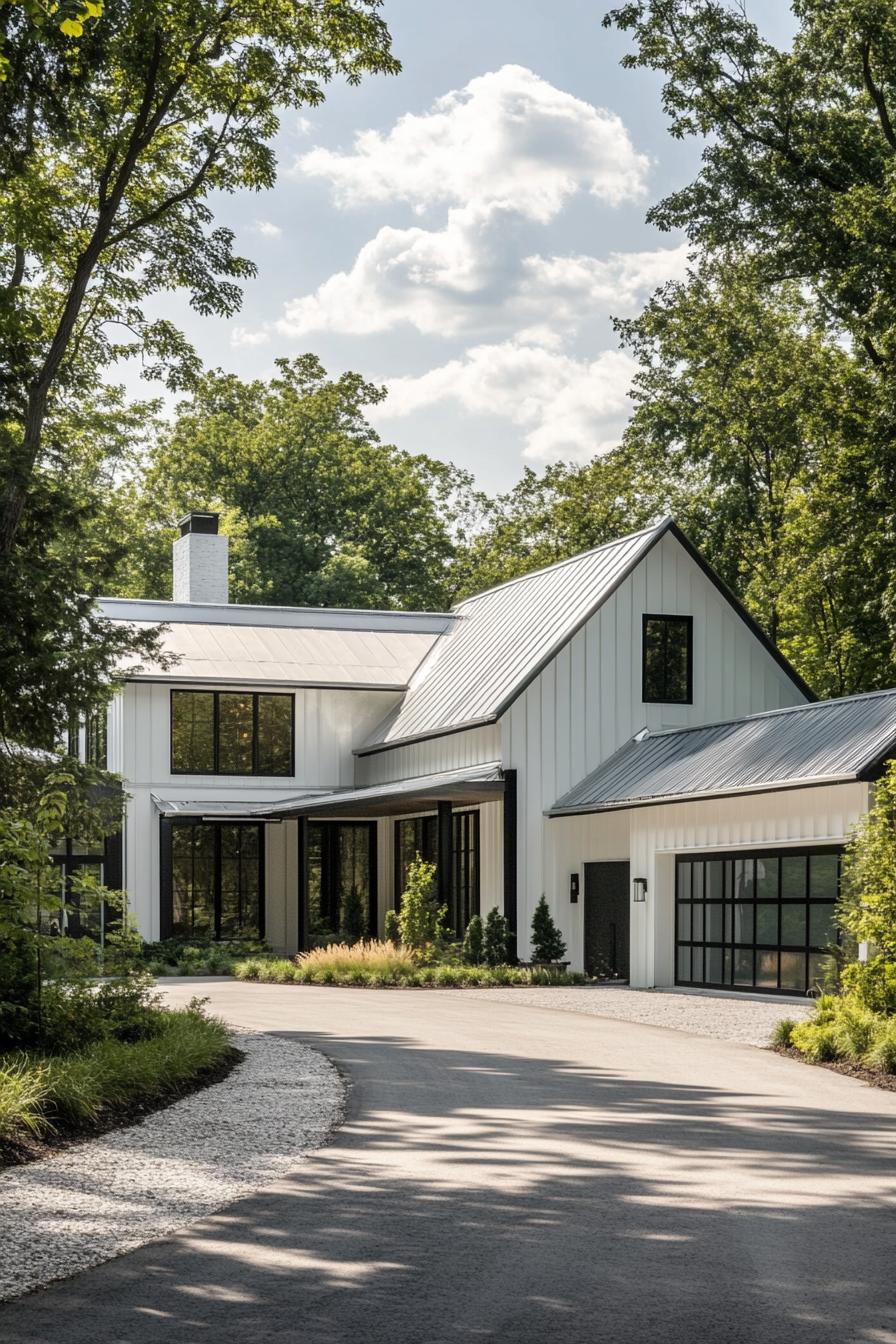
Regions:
[[393, 812, 480, 934], [170, 691, 293, 776], [642, 614, 693, 704], [166, 821, 264, 939]]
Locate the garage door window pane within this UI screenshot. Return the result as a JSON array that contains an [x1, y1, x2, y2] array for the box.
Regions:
[[780, 904, 806, 946], [779, 952, 806, 992], [734, 859, 754, 899], [691, 861, 704, 900], [734, 903, 754, 943], [756, 950, 778, 988], [756, 903, 778, 944], [691, 903, 704, 942], [690, 948, 704, 983], [677, 863, 691, 899], [810, 903, 837, 948], [705, 947, 723, 984], [809, 854, 838, 901], [706, 860, 724, 902], [781, 855, 806, 900], [734, 949, 754, 985], [705, 902, 724, 941], [677, 945, 691, 981], [808, 953, 833, 993], [678, 903, 692, 940]]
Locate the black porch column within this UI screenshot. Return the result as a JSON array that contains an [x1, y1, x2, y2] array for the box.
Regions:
[[502, 769, 518, 962], [297, 816, 308, 953], [437, 801, 453, 925]]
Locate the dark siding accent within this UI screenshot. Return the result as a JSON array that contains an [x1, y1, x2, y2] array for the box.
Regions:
[[503, 769, 518, 961], [159, 818, 173, 940], [297, 817, 308, 953], [437, 801, 453, 917]]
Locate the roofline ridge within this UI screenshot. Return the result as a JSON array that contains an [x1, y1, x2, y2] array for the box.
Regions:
[[451, 517, 672, 610]]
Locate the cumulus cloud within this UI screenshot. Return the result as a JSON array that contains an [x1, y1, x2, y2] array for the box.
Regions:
[[371, 341, 638, 462], [299, 65, 650, 219], [230, 325, 270, 348]]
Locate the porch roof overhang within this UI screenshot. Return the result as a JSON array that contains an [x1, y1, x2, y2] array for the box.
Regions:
[[263, 762, 506, 819], [150, 791, 328, 821]]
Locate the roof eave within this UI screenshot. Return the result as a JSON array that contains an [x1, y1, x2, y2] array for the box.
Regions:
[[546, 771, 867, 818]]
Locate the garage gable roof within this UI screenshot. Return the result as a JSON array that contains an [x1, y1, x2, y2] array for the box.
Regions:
[[548, 689, 896, 816]]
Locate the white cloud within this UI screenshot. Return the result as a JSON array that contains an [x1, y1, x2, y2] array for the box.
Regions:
[[371, 341, 638, 462], [299, 64, 649, 219], [230, 325, 270, 348], [252, 220, 282, 238]]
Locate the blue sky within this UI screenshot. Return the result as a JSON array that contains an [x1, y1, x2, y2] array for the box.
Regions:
[[139, 0, 797, 494]]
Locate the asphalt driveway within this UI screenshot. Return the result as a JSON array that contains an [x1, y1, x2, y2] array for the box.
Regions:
[[3, 983, 895, 1344]]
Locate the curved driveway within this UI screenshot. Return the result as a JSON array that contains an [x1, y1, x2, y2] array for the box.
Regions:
[[3, 982, 896, 1344]]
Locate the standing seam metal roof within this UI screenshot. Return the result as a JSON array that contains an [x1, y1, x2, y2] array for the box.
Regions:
[[361, 521, 668, 749], [548, 689, 896, 815]]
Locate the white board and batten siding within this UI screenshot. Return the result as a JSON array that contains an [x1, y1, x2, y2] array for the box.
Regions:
[[354, 723, 502, 787], [110, 680, 402, 941], [503, 530, 808, 961]]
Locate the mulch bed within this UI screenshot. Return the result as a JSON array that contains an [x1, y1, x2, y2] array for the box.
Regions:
[[771, 1043, 896, 1092], [0, 1046, 244, 1171]]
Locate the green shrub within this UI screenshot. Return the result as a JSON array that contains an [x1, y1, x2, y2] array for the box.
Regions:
[[840, 959, 896, 1015], [384, 910, 400, 947], [233, 954, 584, 990], [397, 857, 442, 952], [530, 895, 567, 962], [484, 907, 511, 967], [771, 1018, 797, 1048], [832, 1001, 878, 1058], [462, 915, 484, 965], [866, 1018, 896, 1074], [790, 1020, 841, 1062]]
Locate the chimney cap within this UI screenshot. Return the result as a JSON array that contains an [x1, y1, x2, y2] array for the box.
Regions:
[[178, 511, 219, 537]]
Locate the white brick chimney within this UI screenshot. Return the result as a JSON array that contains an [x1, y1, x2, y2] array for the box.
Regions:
[[172, 511, 229, 604]]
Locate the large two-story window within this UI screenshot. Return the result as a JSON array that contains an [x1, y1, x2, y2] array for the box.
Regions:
[[642, 614, 693, 704], [170, 690, 294, 776]]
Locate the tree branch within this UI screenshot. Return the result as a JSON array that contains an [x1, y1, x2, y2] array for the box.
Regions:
[[860, 38, 896, 154]]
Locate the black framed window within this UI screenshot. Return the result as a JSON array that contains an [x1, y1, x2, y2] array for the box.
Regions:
[[164, 820, 264, 940], [675, 847, 842, 996], [394, 812, 480, 935], [170, 690, 294, 776], [305, 821, 376, 945], [643, 614, 693, 704]]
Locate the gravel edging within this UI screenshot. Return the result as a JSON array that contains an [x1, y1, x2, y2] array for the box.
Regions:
[[461, 984, 814, 1047], [0, 1031, 344, 1303]]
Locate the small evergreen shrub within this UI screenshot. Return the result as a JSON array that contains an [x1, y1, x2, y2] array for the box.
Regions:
[[397, 857, 442, 953], [771, 1018, 796, 1048], [530, 895, 566, 962], [483, 907, 510, 967], [340, 884, 367, 942], [462, 914, 485, 965], [790, 1019, 841, 1062], [867, 1018, 896, 1074]]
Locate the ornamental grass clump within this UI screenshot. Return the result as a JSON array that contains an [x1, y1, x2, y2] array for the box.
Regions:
[[294, 941, 419, 984]]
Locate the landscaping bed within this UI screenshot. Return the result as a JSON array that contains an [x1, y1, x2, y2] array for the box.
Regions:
[[0, 984, 235, 1168], [771, 1043, 896, 1092]]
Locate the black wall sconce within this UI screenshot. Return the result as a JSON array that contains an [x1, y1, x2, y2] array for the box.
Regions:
[[632, 877, 648, 902], [569, 872, 580, 903]]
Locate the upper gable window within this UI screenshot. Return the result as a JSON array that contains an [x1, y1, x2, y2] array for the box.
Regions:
[[642, 615, 693, 704], [171, 690, 293, 776]]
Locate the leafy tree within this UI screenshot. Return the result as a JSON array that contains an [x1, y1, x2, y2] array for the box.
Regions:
[[483, 906, 511, 968], [384, 909, 400, 947], [114, 357, 477, 611], [530, 895, 566, 962], [461, 913, 484, 965], [0, 0, 398, 559], [397, 857, 441, 954], [839, 760, 896, 960]]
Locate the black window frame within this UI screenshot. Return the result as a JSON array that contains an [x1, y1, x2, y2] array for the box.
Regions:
[[642, 613, 693, 705], [160, 818, 265, 941], [169, 689, 295, 777], [674, 845, 842, 997]]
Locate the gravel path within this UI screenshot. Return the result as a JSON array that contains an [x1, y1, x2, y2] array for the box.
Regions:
[[464, 984, 814, 1046], [0, 1031, 344, 1303]]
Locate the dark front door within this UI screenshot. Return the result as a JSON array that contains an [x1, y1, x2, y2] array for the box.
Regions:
[[584, 862, 630, 980]]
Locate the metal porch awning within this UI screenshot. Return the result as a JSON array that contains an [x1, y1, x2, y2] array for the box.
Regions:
[[150, 791, 329, 821], [264, 762, 506, 819]]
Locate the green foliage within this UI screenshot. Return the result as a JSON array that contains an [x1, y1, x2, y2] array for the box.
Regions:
[[397, 857, 442, 954], [141, 935, 269, 977], [483, 906, 512, 968], [866, 1018, 896, 1074], [340, 884, 367, 943], [0, 769, 134, 1051], [383, 910, 401, 947], [233, 955, 584, 990], [790, 1019, 841, 1064], [110, 358, 477, 612], [840, 958, 896, 1015], [530, 895, 566, 962], [0, 1000, 232, 1143], [462, 914, 485, 966], [771, 1018, 797, 1049], [839, 762, 896, 958]]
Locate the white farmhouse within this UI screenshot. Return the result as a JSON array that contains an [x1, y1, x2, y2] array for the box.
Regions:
[[74, 510, 896, 995]]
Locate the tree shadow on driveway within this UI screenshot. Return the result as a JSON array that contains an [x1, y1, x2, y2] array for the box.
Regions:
[[2, 1024, 895, 1344]]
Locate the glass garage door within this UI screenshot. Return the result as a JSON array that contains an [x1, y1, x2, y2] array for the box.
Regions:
[[675, 849, 841, 996]]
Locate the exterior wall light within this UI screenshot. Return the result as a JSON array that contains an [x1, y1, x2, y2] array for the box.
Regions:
[[632, 877, 648, 902]]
